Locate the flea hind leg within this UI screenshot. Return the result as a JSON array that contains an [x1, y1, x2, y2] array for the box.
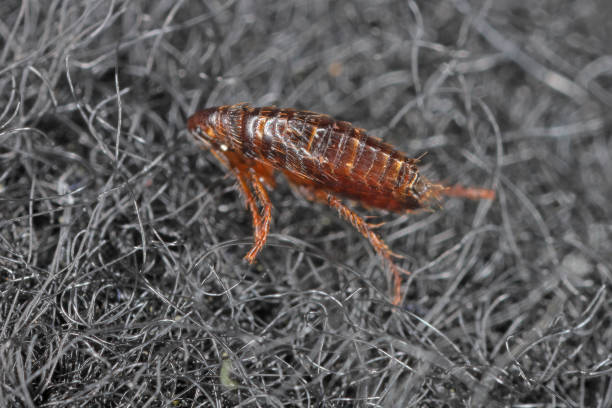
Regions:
[[244, 171, 272, 263], [442, 184, 496, 201], [299, 186, 407, 305]]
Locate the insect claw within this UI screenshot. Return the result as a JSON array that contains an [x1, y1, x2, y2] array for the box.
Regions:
[[244, 244, 262, 264], [387, 249, 404, 260], [367, 221, 386, 229], [244, 252, 256, 264]]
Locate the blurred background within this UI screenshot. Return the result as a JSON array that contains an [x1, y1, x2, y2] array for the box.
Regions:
[[1, 0, 610, 406]]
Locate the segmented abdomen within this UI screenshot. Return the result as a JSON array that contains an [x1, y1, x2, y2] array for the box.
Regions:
[[219, 103, 423, 211]]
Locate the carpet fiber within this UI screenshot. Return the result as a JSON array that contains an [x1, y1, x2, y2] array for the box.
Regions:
[[1, 1, 610, 406]]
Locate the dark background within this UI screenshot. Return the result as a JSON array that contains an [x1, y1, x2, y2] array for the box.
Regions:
[[1, 0, 611, 406]]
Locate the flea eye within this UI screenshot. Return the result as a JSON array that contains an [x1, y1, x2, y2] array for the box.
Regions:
[[194, 126, 210, 141]]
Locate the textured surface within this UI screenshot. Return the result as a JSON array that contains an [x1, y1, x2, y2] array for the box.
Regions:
[[1, 0, 611, 406]]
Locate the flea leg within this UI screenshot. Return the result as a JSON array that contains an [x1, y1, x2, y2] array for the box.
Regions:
[[233, 169, 263, 263], [286, 176, 406, 304], [306, 189, 405, 305], [442, 184, 496, 201], [243, 171, 273, 264]]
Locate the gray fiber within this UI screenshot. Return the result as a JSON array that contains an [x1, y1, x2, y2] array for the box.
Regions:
[[1, 0, 611, 407]]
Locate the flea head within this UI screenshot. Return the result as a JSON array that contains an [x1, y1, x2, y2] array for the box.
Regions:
[[187, 107, 225, 150]]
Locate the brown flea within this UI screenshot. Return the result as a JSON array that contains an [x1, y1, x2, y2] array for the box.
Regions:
[[187, 103, 495, 305]]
